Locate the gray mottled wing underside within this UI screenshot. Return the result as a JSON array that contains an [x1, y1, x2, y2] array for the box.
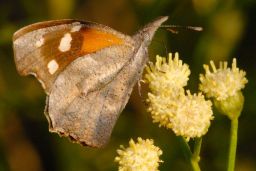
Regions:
[[46, 44, 145, 147]]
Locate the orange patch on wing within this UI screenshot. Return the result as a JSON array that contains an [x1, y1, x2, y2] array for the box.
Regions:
[[81, 28, 123, 54]]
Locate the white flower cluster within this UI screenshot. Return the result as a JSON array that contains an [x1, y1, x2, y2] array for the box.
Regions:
[[199, 58, 248, 101], [145, 53, 213, 139], [115, 138, 162, 171]]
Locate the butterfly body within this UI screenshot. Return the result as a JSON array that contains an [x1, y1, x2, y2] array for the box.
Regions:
[[13, 16, 168, 147]]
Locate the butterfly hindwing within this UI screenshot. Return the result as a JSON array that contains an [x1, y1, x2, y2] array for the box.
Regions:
[[46, 45, 136, 147]]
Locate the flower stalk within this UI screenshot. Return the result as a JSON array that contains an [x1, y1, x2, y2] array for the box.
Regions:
[[192, 138, 202, 163], [227, 118, 238, 171], [179, 137, 201, 171]]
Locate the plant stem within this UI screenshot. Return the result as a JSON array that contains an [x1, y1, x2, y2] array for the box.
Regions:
[[227, 118, 238, 171], [193, 138, 202, 163], [178, 137, 201, 171]]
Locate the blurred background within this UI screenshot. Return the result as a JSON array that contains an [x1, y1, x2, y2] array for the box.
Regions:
[[0, 0, 256, 170]]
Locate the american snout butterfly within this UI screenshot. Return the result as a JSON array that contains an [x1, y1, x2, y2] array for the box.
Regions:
[[13, 16, 168, 147]]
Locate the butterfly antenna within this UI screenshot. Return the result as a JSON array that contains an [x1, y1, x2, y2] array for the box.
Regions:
[[161, 25, 203, 32]]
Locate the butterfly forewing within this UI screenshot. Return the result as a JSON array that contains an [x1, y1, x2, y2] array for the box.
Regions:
[[13, 20, 133, 93]]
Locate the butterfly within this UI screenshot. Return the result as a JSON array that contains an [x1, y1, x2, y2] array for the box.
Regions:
[[13, 16, 168, 147]]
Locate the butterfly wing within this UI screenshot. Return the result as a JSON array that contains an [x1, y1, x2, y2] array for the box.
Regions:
[[46, 45, 137, 147], [46, 16, 168, 147], [13, 16, 168, 147], [13, 19, 132, 93]]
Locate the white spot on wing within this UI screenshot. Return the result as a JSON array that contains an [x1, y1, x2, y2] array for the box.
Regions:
[[58, 33, 72, 52], [35, 37, 44, 47], [47, 60, 59, 74], [71, 25, 82, 32]]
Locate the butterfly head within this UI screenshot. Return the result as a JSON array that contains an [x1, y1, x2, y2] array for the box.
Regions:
[[133, 16, 168, 46]]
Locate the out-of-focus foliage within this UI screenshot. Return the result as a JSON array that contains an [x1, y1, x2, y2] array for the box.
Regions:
[[0, 0, 256, 171]]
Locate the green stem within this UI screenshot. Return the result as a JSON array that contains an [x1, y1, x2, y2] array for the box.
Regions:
[[178, 137, 201, 171], [227, 118, 238, 171], [193, 138, 202, 163]]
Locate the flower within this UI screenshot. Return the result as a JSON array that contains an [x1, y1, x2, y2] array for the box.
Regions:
[[147, 89, 184, 129], [199, 58, 248, 101], [170, 91, 213, 139], [145, 53, 213, 139], [115, 137, 163, 171], [144, 53, 190, 95], [147, 90, 213, 139]]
